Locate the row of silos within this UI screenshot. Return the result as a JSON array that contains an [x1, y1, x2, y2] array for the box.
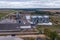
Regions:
[[31, 15, 49, 24]]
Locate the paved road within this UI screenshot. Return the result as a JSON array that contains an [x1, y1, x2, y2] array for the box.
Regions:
[[16, 34, 46, 38], [0, 31, 39, 35]]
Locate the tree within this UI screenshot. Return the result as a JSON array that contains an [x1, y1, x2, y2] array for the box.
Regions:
[[56, 36, 60, 40], [36, 26, 43, 34], [44, 28, 51, 37], [49, 31, 58, 40], [44, 28, 59, 40]]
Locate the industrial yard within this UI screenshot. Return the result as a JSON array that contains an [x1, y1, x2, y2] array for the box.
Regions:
[[0, 9, 60, 40]]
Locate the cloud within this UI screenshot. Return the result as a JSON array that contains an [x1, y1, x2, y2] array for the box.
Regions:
[[0, 0, 60, 8]]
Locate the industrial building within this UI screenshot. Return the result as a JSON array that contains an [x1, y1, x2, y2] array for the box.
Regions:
[[0, 12, 52, 31], [30, 15, 52, 25]]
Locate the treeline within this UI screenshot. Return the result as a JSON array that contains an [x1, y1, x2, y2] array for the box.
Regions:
[[31, 11, 60, 15]]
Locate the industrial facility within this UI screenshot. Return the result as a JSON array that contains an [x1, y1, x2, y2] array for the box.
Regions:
[[0, 11, 52, 31]]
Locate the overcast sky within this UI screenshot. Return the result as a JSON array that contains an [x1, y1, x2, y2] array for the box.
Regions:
[[0, 0, 60, 8]]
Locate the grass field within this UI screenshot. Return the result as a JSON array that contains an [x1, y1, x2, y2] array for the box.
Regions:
[[36, 25, 60, 33], [0, 10, 16, 19], [0, 13, 8, 19]]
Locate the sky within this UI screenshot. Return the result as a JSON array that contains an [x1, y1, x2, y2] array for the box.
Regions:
[[0, 0, 60, 8]]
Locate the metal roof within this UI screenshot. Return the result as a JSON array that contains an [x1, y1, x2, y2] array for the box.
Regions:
[[31, 15, 49, 18], [0, 23, 31, 31], [43, 15, 49, 18], [31, 16, 37, 18]]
